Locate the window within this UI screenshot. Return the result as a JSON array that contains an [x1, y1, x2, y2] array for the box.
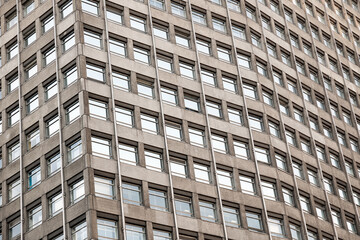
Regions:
[[256, 61, 268, 77], [269, 121, 280, 138], [157, 55, 172, 72], [275, 25, 285, 39], [8, 141, 20, 163], [112, 72, 130, 91], [316, 203, 327, 220], [65, 101, 80, 124], [324, 177, 334, 194], [9, 218, 21, 239], [24, 29, 36, 47], [130, 15, 146, 32], [308, 169, 319, 186], [171, 2, 186, 17], [145, 150, 163, 172], [8, 179, 21, 201], [239, 175, 256, 195], [106, 7, 122, 24], [290, 224, 302, 240], [67, 138, 82, 163], [217, 169, 233, 189], [297, 17, 306, 32], [149, 188, 168, 211], [47, 152, 61, 176], [150, 0, 165, 10], [179, 61, 195, 79], [228, 108, 242, 125], [115, 106, 133, 127], [267, 43, 277, 57], [175, 31, 190, 48], [125, 224, 145, 240], [86, 63, 105, 82], [28, 165, 41, 189], [184, 94, 200, 112], [262, 16, 271, 30], [134, 46, 150, 64], [123, 182, 142, 205], [261, 181, 277, 201], [345, 161, 355, 177], [94, 176, 114, 199], [197, 39, 211, 55], [45, 80, 58, 100], [192, 10, 207, 25], [170, 158, 187, 178], [282, 188, 294, 206], [273, 71, 283, 86], [165, 122, 182, 141], [7, 42, 19, 60], [26, 93, 39, 114], [46, 115, 59, 138], [338, 185, 348, 200], [346, 216, 357, 233], [189, 128, 206, 147], [42, 14, 54, 33], [207, 101, 222, 118], [238, 53, 251, 69], [275, 154, 286, 171], [199, 201, 217, 222], [72, 221, 87, 240], [141, 114, 158, 134], [246, 6, 256, 21], [97, 219, 118, 240], [228, 0, 240, 12], [268, 217, 285, 237], [332, 210, 342, 227], [43, 46, 56, 66], [28, 205, 42, 230], [119, 144, 137, 165], [24, 60, 37, 79], [217, 46, 231, 62], [243, 83, 257, 99], [212, 17, 226, 33], [63, 65, 78, 87], [70, 178, 85, 204], [109, 38, 126, 56], [91, 136, 111, 159], [293, 162, 304, 179], [49, 192, 63, 217], [300, 138, 311, 154], [175, 195, 193, 217], [201, 69, 216, 86], [249, 115, 263, 131], [293, 108, 303, 123], [81, 0, 99, 15], [221, 206, 240, 228], [161, 87, 177, 105], [60, 0, 73, 19], [89, 99, 108, 120], [232, 25, 246, 40], [194, 163, 211, 184], [251, 33, 262, 48], [300, 195, 311, 213], [330, 152, 340, 169], [286, 130, 296, 146], [246, 211, 263, 232], [290, 34, 299, 48], [6, 11, 17, 30]]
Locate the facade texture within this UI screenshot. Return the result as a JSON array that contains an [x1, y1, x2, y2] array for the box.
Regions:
[[2, 0, 360, 239]]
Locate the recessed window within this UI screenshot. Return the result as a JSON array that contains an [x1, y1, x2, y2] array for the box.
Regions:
[[63, 65, 78, 87], [179, 61, 195, 79], [170, 158, 187, 178], [196, 39, 211, 55], [60, 0, 73, 19], [27, 129, 40, 150], [275, 153, 286, 171], [145, 150, 163, 172], [141, 114, 158, 134], [119, 143, 137, 165], [245, 6, 256, 21], [109, 38, 126, 56], [212, 17, 226, 33], [6, 11, 17, 30], [47, 152, 61, 176], [249, 115, 263, 131], [7, 42, 19, 60], [28, 205, 42, 230], [211, 134, 228, 153], [175, 195, 193, 217], [239, 175, 256, 195], [282, 188, 294, 206], [8, 141, 20, 163], [217, 169, 233, 189], [234, 141, 249, 159], [72, 221, 87, 239], [175, 32, 190, 48], [67, 138, 82, 163], [44, 80, 58, 100], [222, 75, 237, 93], [122, 182, 142, 205], [246, 211, 263, 232], [223, 206, 240, 228], [81, 0, 99, 15], [192, 10, 207, 25], [130, 15, 147, 32], [46, 115, 59, 138], [65, 101, 80, 124], [8, 179, 21, 201], [70, 178, 85, 204], [261, 181, 277, 200], [171, 2, 186, 17], [153, 24, 169, 39], [269, 121, 280, 138], [199, 201, 217, 222], [184, 94, 200, 112], [207, 101, 222, 118], [24, 60, 38, 80], [42, 14, 54, 33], [89, 99, 108, 120], [165, 122, 182, 141], [149, 188, 168, 211], [91, 136, 111, 159], [307, 169, 319, 186], [49, 192, 63, 217], [217, 46, 231, 62], [243, 83, 257, 99], [228, 0, 240, 12], [94, 176, 114, 199], [268, 217, 285, 237], [113, 72, 130, 91], [201, 69, 216, 86], [161, 87, 177, 105], [125, 224, 145, 240], [300, 195, 311, 213], [9, 218, 21, 239], [232, 25, 246, 40], [97, 219, 118, 240], [134, 46, 150, 64], [255, 146, 270, 163], [106, 7, 122, 24], [150, 0, 165, 10], [86, 63, 105, 82], [194, 163, 211, 184], [157, 55, 173, 72], [43, 45, 56, 66], [228, 108, 242, 125], [84, 29, 102, 48], [115, 106, 133, 127], [189, 127, 206, 147], [24, 29, 36, 47]]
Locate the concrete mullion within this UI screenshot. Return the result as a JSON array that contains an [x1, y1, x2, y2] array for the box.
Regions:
[[102, 1, 127, 239], [186, 1, 229, 239], [321, 0, 360, 230], [146, 3, 180, 240], [249, 1, 310, 239], [281, 0, 340, 239]]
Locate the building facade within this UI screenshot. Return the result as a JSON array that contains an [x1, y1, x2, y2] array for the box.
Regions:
[[1, 0, 360, 239]]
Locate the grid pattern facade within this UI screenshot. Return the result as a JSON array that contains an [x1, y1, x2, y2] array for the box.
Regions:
[[1, 0, 360, 239]]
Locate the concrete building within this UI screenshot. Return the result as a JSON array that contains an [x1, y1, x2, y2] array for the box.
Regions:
[[1, 0, 360, 239]]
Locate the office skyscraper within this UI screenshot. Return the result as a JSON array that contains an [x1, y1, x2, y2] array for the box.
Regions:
[[1, 0, 360, 239]]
